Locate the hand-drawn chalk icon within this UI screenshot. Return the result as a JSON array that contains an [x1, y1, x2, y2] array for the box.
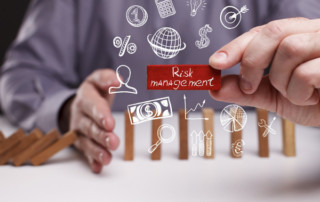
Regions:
[[127, 97, 173, 125], [220, 104, 247, 132], [258, 116, 277, 137], [155, 0, 176, 18], [187, 0, 207, 17], [220, 5, 249, 29], [148, 124, 176, 153], [184, 94, 208, 121], [147, 27, 186, 60], [191, 130, 213, 157], [195, 24, 213, 49], [113, 35, 137, 57], [108, 65, 137, 95], [126, 5, 148, 27], [232, 139, 245, 157]]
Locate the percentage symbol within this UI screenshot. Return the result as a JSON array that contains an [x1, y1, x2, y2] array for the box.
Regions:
[[113, 35, 137, 57]]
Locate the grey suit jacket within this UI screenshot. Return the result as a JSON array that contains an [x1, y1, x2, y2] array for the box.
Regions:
[[1, 0, 319, 132]]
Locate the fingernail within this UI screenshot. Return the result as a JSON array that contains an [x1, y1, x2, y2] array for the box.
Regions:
[[101, 119, 106, 128], [99, 152, 104, 162], [212, 52, 227, 64], [240, 75, 252, 92], [105, 137, 111, 148], [105, 117, 113, 131], [306, 91, 319, 105]]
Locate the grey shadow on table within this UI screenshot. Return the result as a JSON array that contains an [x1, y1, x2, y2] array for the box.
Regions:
[[44, 149, 80, 165], [264, 171, 320, 198]]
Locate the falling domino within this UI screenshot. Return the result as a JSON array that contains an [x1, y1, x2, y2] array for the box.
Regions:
[[13, 129, 60, 166], [202, 108, 214, 159], [31, 131, 77, 166], [151, 116, 162, 160], [230, 107, 243, 158], [256, 109, 269, 157], [124, 111, 134, 161], [0, 131, 4, 143], [179, 109, 188, 160], [0, 129, 25, 155], [0, 129, 43, 165], [282, 119, 296, 157]]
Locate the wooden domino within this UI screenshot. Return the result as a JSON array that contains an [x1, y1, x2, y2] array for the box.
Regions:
[[256, 109, 269, 157], [179, 109, 188, 160], [0, 129, 43, 165], [31, 131, 77, 166], [202, 108, 214, 159], [0, 129, 25, 155], [151, 117, 162, 160], [230, 107, 243, 158], [124, 111, 134, 161], [13, 129, 60, 166], [282, 119, 296, 157], [0, 131, 4, 143]]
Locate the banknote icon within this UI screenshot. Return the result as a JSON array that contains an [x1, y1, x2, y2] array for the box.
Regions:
[[127, 97, 173, 125]]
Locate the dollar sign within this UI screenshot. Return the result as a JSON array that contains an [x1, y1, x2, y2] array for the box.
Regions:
[[145, 105, 153, 117], [195, 24, 213, 49]]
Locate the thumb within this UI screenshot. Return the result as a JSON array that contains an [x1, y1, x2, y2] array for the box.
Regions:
[[209, 75, 278, 112], [86, 69, 121, 103], [86, 69, 120, 92]]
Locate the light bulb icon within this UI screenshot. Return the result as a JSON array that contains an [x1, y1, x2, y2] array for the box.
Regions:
[[189, 0, 205, 17]]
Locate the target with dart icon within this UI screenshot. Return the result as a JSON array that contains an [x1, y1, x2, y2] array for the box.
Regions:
[[220, 5, 249, 30]]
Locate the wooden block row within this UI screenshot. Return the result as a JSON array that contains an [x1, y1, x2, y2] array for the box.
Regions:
[[124, 108, 216, 161], [0, 129, 78, 166], [13, 129, 60, 166], [257, 109, 296, 157], [31, 131, 77, 166], [0, 131, 5, 142], [0, 129, 25, 155], [0, 129, 43, 165], [124, 108, 296, 160]]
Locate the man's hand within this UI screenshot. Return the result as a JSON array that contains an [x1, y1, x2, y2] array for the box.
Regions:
[[209, 18, 320, 126], [60, 69, 121, 173]]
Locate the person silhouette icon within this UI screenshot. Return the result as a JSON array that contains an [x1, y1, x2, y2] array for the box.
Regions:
[[109, 65, 138, 94]]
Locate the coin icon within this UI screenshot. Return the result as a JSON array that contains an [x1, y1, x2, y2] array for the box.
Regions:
[[126, 5, 148, 28], [140, 103, 157, 118]]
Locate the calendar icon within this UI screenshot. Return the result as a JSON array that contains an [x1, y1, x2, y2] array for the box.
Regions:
[[155, 0, 176, 18]]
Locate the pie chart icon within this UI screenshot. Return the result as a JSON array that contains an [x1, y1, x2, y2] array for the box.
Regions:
[[220, 104, 247, 132]]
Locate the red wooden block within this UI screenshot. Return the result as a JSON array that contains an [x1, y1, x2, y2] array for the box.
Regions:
[[147, 64, 221, 90]]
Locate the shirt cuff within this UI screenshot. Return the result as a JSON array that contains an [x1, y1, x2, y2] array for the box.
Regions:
[[35, 89, 76, 133]]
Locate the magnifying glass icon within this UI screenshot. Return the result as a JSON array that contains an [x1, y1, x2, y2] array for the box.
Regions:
[[148, 124, 176, 153]]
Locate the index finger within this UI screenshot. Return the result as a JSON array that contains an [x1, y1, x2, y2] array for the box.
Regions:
[[209, 26, 263, 70]]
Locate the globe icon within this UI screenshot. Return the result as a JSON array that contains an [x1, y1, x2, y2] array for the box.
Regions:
[[147, 27, 186, 59]]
